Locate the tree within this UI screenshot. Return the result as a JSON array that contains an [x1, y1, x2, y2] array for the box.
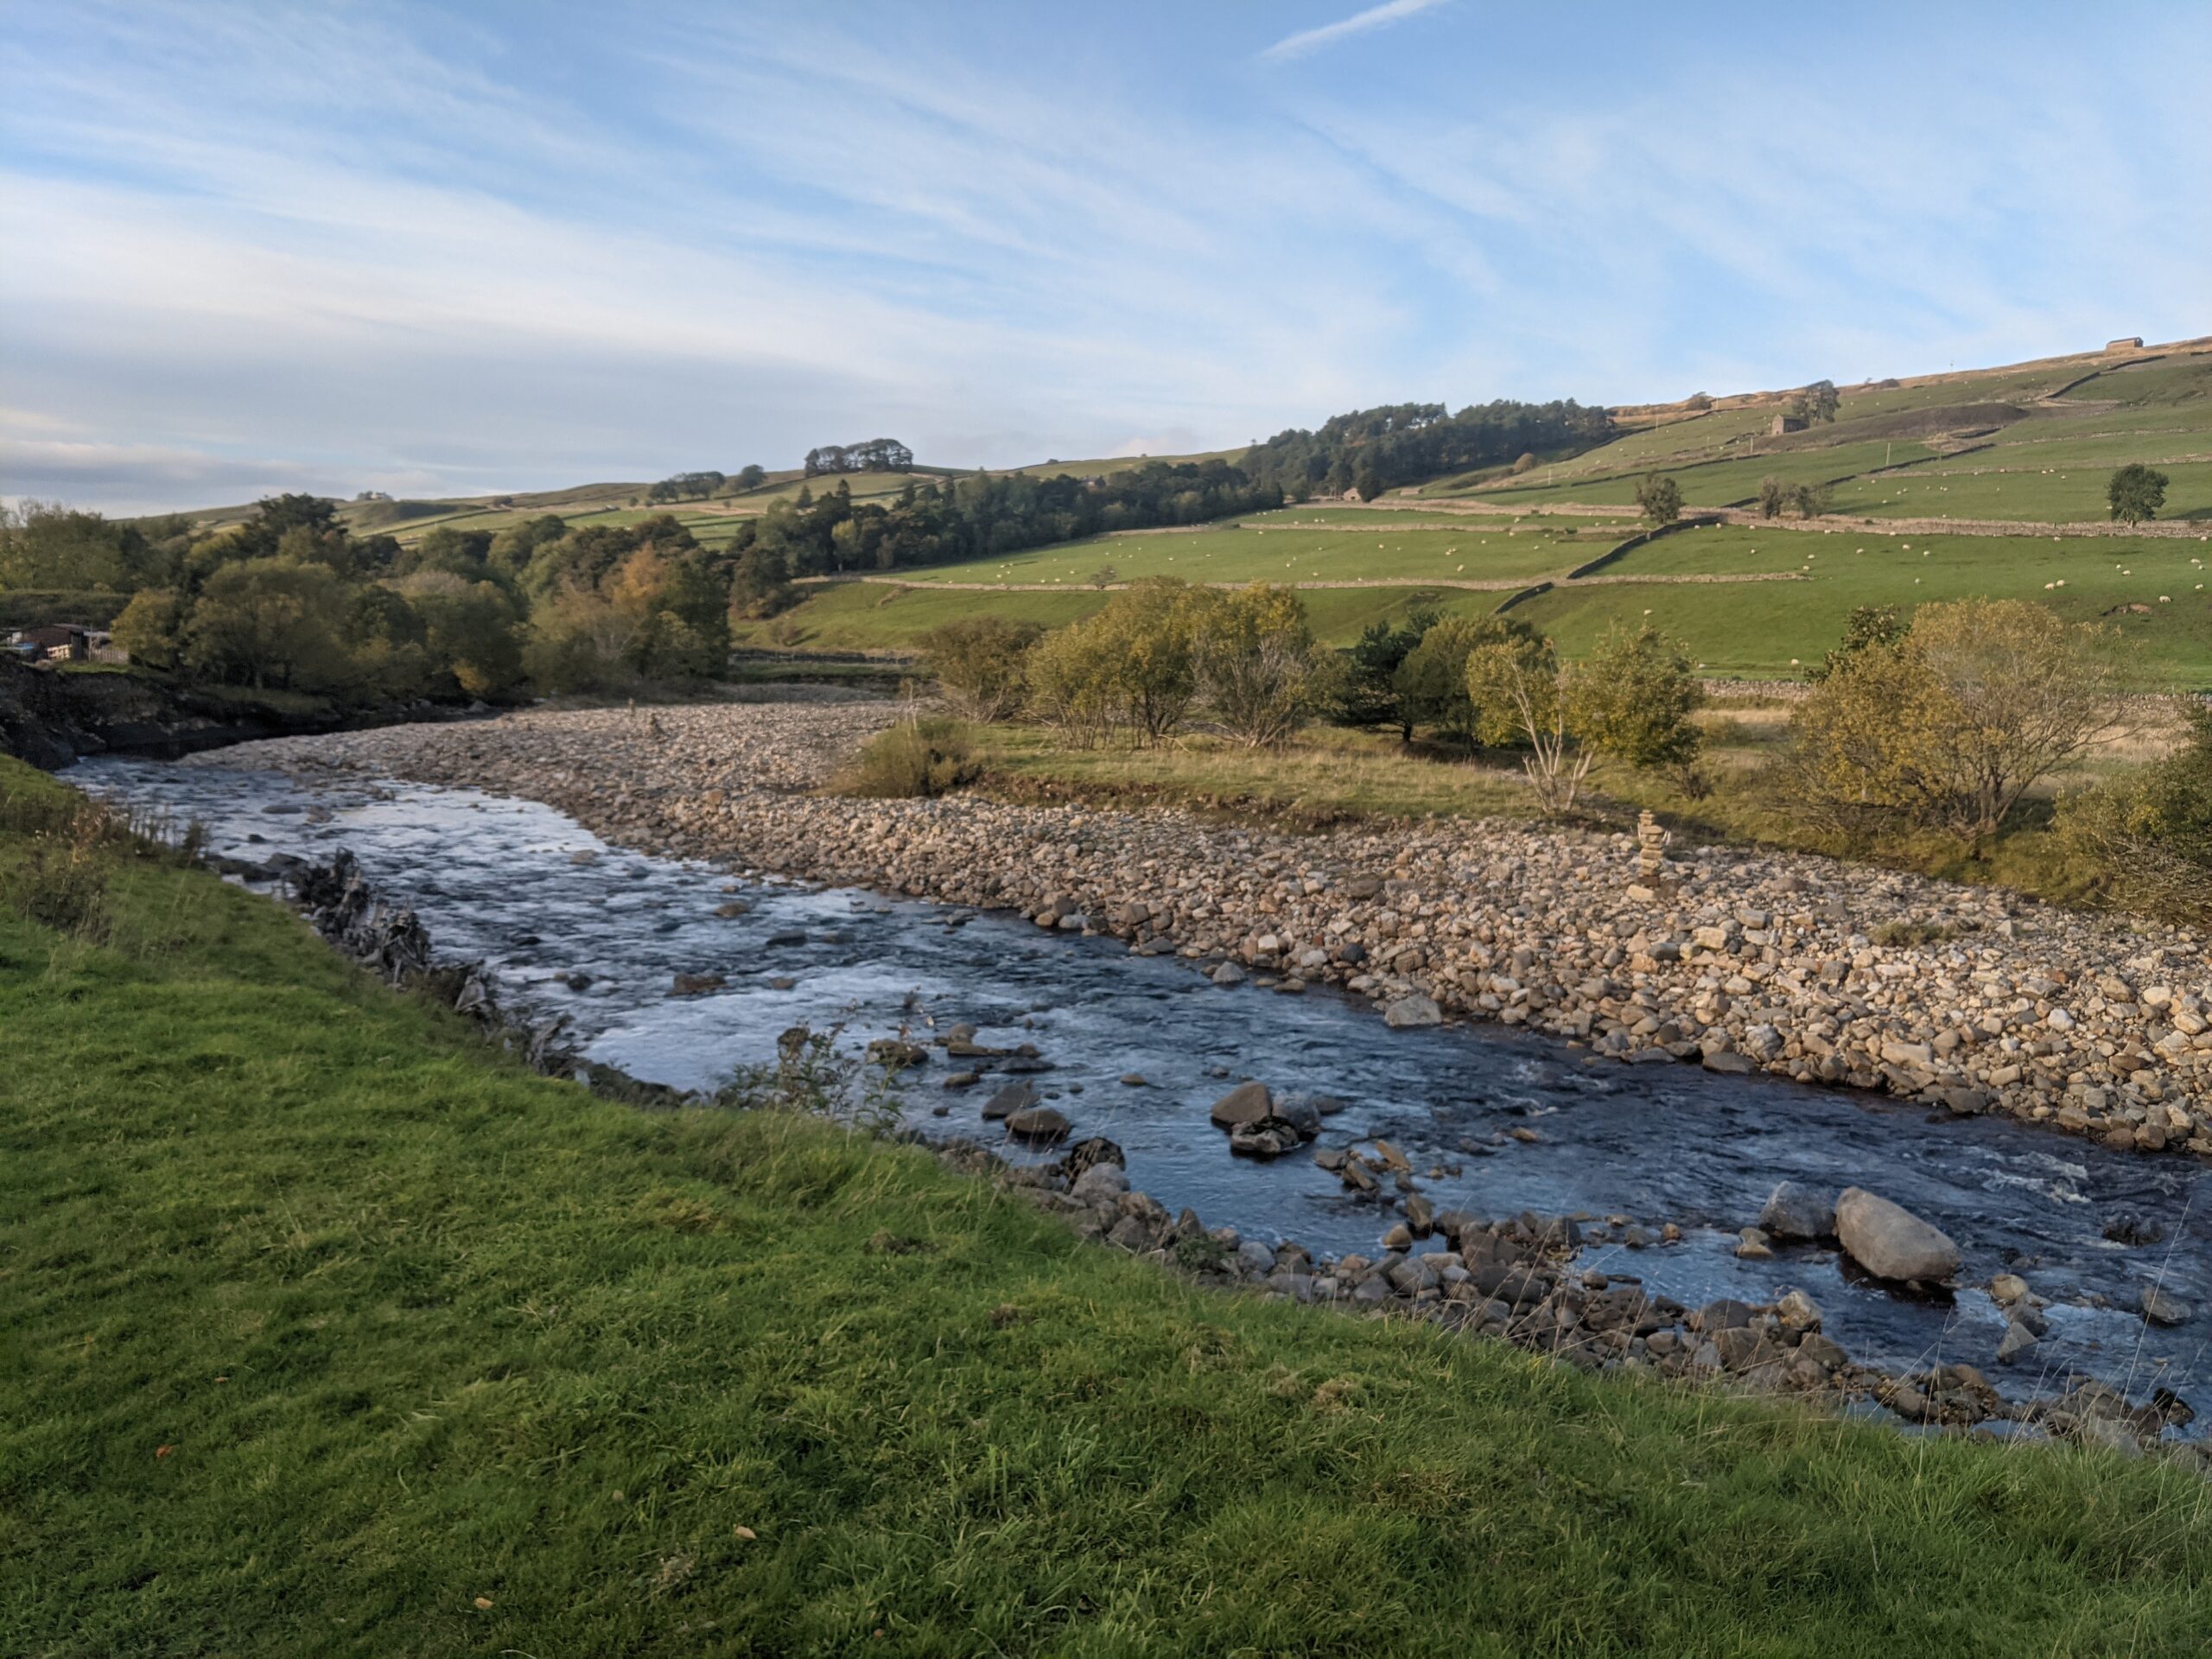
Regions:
[[2107, 464, 2169, 525], [1562, 624, 1703, 772], [1394, 613, 1535, 741], [181, 556, 354, 691], [921, 616, 1040, 721], [1193, 583, 1329, 747], [1788, 379, 1840, 423], [1757, 476, 1789, 519], [729, 543, 796, 619], [1025, 579, 1213, 745], [0, 501, 150, 590], [1464, 634, 1589, 814], [110, 588, 189, 671], [1634, 473, 1683, 530], [402, 574, 524, 697], [1789, 480, 1833, 518], [1807, 604, 1907, 682], [1789, 598, 2122, 842], [1331, 607, 1437, 738], [736, 465, 768, 492]]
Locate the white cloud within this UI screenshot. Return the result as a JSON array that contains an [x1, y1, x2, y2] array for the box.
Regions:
[[1260, 0, 1451, 62]]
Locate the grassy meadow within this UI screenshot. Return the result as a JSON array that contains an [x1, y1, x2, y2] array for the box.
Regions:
[[5, 758, 2212, 1655]]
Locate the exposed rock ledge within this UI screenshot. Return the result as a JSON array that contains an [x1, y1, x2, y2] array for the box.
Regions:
[[198, 702, 2212, 1156]]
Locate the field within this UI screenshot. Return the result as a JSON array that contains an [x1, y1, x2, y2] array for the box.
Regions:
[[732, 572, 1525, 652], [1515, 525, 2212, 681], [5, 757, 2211, 1654], [887, 506, 1640, 588]]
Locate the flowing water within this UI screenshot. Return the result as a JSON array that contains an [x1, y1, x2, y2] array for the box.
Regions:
[[74, 754, 2211, 1422]]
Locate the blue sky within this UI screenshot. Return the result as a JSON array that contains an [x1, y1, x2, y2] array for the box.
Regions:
[[3, 0, 2206, 512]]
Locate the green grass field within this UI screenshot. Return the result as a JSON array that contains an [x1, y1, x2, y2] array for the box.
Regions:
[[1471, 440, 1942, 510], [889, 508, 1636, 589], [1511, 524, 2212, 681], [5, 759, 2211, 1655], [1829, 459, 2212, 524], [733, 575, 1526, 652]]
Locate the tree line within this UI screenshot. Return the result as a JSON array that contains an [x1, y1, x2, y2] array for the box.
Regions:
[[1242, 400, 1616, 501]]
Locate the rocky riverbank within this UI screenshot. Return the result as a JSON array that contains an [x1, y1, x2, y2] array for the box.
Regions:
[[199, 702, 2212, 1157]]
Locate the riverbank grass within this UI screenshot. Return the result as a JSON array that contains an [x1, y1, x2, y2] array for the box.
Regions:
[[3, 754, 2209, 1655]]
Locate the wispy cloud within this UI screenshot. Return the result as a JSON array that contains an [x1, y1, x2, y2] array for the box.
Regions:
[[1259, 0, 1450, 62]]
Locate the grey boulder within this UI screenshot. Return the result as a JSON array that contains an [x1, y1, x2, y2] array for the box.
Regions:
[[1209, 1081, 1274, 1128], [1835, 1187, 1961, 1284], [1758, 1181, 1837, 1242]]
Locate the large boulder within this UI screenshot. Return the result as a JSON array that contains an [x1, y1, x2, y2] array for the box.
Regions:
[[1005, 1106, 1071, 1143], [1834, 1187, 1961, 1284], [1228, 1116, 1303, 1158], [1209, 1081, 1274, 1128], [1758, 1181, 1836, 1242], [1383, 995, 1442, 1029]]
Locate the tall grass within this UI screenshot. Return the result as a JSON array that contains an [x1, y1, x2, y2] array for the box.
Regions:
[[831, 713, 979, 798]]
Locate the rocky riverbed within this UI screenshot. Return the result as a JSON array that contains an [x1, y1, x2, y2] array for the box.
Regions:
[[198, 702, 2212, 1160]]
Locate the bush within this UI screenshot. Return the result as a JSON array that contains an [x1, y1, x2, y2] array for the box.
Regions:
[[1465, 634, 1588, 814], [1788, 598, 2122, 842], [831, 716, 977, 798], [921, 616, 1039, 721], [1025, 579, 1213, 746], [1563, 624, 1702, 772], [2057, 704, 2212, 925], [1757, 476, 1788, 519]]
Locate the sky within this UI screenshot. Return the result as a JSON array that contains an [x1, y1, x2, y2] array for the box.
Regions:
[[2, 1, 2207, 514]]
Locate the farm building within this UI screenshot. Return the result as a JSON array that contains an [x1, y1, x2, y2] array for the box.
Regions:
[[8, 625, 92, 663], [1770, 414, 1808, 435], [2106, 336, 2144, 351]]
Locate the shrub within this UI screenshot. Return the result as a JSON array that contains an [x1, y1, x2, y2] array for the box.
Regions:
[[1563, 624, 1703, 772], [831, 716, 977, 798], [921, 617, 1039, 721], [1025, 579, 1213, 746], [1788, 598, 2122, 842], [2057, 703, 2212, 925], [1757, 476, 1789, 519], [1194, 584, 1330, 747], [1330, 606, 1439, 738]]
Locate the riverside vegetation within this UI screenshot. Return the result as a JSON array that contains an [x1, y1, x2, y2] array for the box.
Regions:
[[6, 757, 2212, 1655]]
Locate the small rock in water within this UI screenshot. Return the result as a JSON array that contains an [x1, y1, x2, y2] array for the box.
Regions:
[[1776, 1290, 1822, 1331], [1380, 1223, 1413, 1252], [1735, 1227, 1773, 1260], [1210, 963, 1246, 987], [1228, 1116, 1304, 1158], [1758, 1181, 1836, 1242], [2142, 1285, 2192, 1327], [1119, 1072, 1149, 1087], [1209, 1081, 1274, 1128], [1382, 994, 1442, 1029], [982, 1082, 1038, 1122], [1996, 1320, 2039, 1364], [1988, 1273, 2031, 1306], [669, 971, 726, 996], [1005, 1106, 1071, 1143]]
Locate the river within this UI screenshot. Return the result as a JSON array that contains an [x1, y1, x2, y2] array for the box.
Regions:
[[73, 753, 2210, 1424]]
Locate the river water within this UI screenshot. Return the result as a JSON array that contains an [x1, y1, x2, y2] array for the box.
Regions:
[[73, 754, 2211, 1421]]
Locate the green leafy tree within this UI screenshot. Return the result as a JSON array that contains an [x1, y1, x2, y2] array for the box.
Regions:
[[110, 588, 190, 671], [1788, 379, 1840, 423], [1193, 583, 1329, 747], [2107, 464, 2169, 525], [1562, 624, 1703, 772], [1789, 598, 2121, 842], [1757, 476, 1789, 519], [1394, 613, 1535, 741], [1807, 604, 1907, 682], [921, 616, 1040, 721], [1331, 607, 1438, 737], [182, 557, 354, 691], [1464, 634, 1588, 813], [735, 465, 768, 492], [1634, 473, 1682, 529]]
